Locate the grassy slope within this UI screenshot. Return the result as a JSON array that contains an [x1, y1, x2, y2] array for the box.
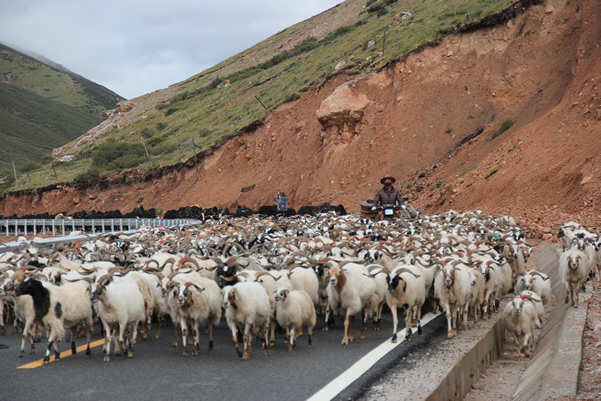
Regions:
[[5, 0, 516, 189], [0, 83, 104, 170], [0, 44, 124, 172]]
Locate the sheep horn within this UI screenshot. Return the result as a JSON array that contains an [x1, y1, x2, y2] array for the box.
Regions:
[[529, 271, 550, 281]]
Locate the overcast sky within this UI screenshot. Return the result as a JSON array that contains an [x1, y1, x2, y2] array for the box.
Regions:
[[0, 0, 341, 99]]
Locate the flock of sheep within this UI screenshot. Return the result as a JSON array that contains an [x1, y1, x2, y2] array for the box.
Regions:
[[0, 210, 598, 365]]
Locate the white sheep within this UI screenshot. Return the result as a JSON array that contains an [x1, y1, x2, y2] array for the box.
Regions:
[[274, 287, 316, 352], [15, 277, 93, 365], [434, 262, 472, 338], [326, 263, 380, 345], [92, 275, 146, 362], [559, 248, 592, 307], [165, 274, 222, 356], [253, 270, 292, 346], [515, 270, 552, 305], [223, 281, 271, 361], [503, 295, 538, 360], [518, 290, 544, 329], [467, 266, 485, 323], [385, 265, 426, 343]]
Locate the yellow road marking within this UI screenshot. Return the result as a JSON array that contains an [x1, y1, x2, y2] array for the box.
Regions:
[[17, 339, 105, 369]]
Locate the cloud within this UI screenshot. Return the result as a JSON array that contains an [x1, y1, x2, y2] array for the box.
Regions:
[[0, 0, 341, 99]]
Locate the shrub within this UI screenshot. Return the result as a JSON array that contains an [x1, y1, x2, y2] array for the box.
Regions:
[[156, 122, 168, 131], [165, 107, 180, 116], [499, 119, 513, 134], [72, 169, 99, 190], [141, 127, 155, 138]]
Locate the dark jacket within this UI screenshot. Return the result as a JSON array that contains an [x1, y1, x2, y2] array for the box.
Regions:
[[275, 194, 289, 212], [374, 186, 404, 206]]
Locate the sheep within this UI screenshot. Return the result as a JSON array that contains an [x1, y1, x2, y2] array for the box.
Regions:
[[434, 262, 472, 338], [326, 263, 380, 345], [253, 270, 292, 346], [515, 270, 552, 305], [165, 274, 222, 356], [274, 288, 316, 352], [222, 281, 271, 361], [0, 272, 40, 357], [518, 290, 544, 329], [385, 266, 426, 343], [14, 277, 93, 365], [503, 295, 538, 360], [467, 266, 485, 323], [559, 248, 592, 307], [92, 275, 146, 362], [288, 266, 320, 305]]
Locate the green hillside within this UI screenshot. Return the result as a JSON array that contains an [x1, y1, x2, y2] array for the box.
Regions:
[[0, 44, 124, 175], [0, 83, 104, 169], [3, 0, 518, 190]]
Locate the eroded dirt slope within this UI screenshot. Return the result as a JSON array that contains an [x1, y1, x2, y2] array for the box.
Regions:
[[1, 0, 600, 235]]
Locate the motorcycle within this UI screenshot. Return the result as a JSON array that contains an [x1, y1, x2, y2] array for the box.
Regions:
[[374, 203, 402, 221]]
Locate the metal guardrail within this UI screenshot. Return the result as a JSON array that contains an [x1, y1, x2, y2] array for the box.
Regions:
[[0, 218, 198, 237]]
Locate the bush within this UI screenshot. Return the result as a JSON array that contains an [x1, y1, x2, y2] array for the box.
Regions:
[[72, 169, 99, 190], [165, 107, 180, 116], [141, 127, 155, 138], [156, 122, 168, 131], [499, 119, 513, 134], [92, 139, 147, 170]]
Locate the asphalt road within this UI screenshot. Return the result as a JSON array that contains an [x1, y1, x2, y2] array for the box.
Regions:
[[0, 310, 448, 401]]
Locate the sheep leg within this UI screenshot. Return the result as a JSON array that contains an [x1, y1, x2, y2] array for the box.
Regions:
[[19, 318, 33, 358], [269, 316, 276, 346], [416, 305, 423, 335], [171, 322, 179, 348], [44, 330, 59, 365], [180, 319, 189, 356], [289, 327, 295, 352], [155, 314, 162, 339], [261, 322, 269, 354], [84, 320, 92, 358], [118, 324, 127, 357], [230, 324, 243, 357], [207, 319, 214, 350], [405, 309, 413, 341], [192, 322, 201, 356], [0, 301, 4, 336], [443, 300, 455, 338], [70, 329, 77, 355], [342, 313, 351, 345], [307, 324, 313, 348], [349, 313, 356, 342], [390, 304, 398, 343], [360, 310, 367, 339], [242, 323, 251, 361]]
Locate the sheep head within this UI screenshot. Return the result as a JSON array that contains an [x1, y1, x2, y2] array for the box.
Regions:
[[274, 288, 289, 302]]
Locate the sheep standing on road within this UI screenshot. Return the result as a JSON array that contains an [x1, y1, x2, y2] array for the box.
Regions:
[[223, 281, 271, 361], [92, 275, 146, 362], [274, 288, 316, 352], [326, 263, 380, 345], [434, 262, 472, 338], [385, 266, 426, 343], [14, 277, 93, 365], [165, 275, 222, 356]]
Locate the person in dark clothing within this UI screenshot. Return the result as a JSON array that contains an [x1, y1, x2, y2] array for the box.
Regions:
[[373, 176, 405, 206], [275, 191, 289, 213]]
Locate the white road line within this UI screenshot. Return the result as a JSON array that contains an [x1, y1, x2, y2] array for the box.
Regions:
[[307, 312, 441, 401]]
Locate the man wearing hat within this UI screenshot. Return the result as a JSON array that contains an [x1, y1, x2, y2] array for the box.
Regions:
[[373, 175, 405, 207]]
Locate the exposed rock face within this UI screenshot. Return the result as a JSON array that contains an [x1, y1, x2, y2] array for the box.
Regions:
[[316, 81, 370, 145]]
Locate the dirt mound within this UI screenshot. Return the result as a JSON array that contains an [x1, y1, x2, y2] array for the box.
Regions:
[[1, 0, 600, 238]]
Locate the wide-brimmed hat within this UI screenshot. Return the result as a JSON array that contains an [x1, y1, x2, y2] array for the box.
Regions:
[[380, 176, 396, 184]]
